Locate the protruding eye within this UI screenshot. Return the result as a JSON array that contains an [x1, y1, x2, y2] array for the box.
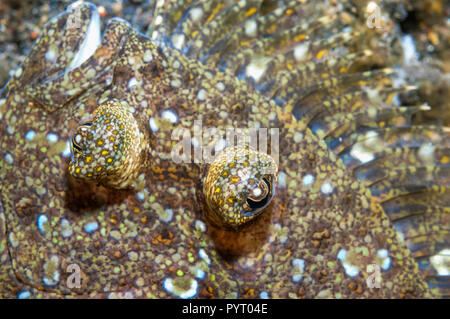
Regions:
[[203, 146, 278, 229], [68, 100, 145, 189]]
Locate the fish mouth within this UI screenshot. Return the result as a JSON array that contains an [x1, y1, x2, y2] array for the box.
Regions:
[[42, 1, 101, 80], [65, 1, 102, 72]]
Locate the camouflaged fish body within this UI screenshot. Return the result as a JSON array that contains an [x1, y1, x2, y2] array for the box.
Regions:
[[0, 1, 448, 298]]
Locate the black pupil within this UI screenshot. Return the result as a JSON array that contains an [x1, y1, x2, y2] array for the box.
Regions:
[[246, 177, 271, 210]]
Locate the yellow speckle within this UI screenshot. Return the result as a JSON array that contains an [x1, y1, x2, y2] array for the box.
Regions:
[[102, 150, 109, 156], [285, 9, 293, 16], [231, 176, 240, 183], [107, 158, 113, 163], [87, 173, 93, 177], [294, 34, 307, 42], [86, 155, 93, 163], [75, 167, 81, 174], [120, 124, 124, 129], [113, 130, 118, 135], [110, 136, 115, 142], [317, 49, 328, 59], [243, 161, 249, 166], [107, 125, 112, 130], [87, 133, 93, 140], [441, 156, 449, 164], [97, 139, 104, 146], [229, 162, 235, 168], [215, 187, 221, 194], [97, 166, 103, 172], [222, 171, 229, 177], [245, 7, 257, 17]]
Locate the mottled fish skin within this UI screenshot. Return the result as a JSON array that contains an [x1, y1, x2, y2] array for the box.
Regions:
[[0, 1, 448, 298]]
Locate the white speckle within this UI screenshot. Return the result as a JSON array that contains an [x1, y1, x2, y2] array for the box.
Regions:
[[25, 130, 35, 141], [159, 208, 173, 223], [214, 138, 226, 153], [37, 214, 48, 234], [173, 60, 180, 69], [294, 42, 309, 61], [84, 221, 98, 233], [246, 57, 269, 82], [17, 291, 31, 299], [149, 117, 159, 132], [401, 34, 419, 64], [43, 255, 60, 286], [292, 258, 305, 282], [195, 269, 205, 279], [321, 182, 333, 194], [294, 132, 303, 143], [343, 264, 359, 277], [190, 7, 203, 22], [161, 110, 178, 124], [137, 192, 145, 201], [244, 20, 257, 37], [337, 249, 359, 277], [6, 125, 14, 135], [45, 49, 57, 63], [194, 220, 206, 233], [4, 153, 13, 164], [418, 143, 435, 163], [14, 67, 23, 78], [128, 77, 141, 90], [172, 34, 185, 50], [143, 50, 153, 63], [252, 188, 262, 197], [302, 174, 314, 186], [216, 82, 225, 91], [430, 249, 450, 276], [367, 1, 378, 12], [163, 278, 198, 299], [171, 79, 181, 88], [199, 248, 211, 265], [337, 249, 347, 261], [197, 89, 207, 101], [377, 249, 388, 259], [47, 133, 58, 143], [8, 232, 19, 248], [350, 143, 375, 163], [154, 15, 163, 26], [60, 219, 73, 238], [260, 291, 269, 299], [62, 140, 71, 157], [377, 249, 391, 270], [277, 171, 287, 188]]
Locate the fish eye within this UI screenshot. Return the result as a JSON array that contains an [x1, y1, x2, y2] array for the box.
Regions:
[[244, 176, 274, 215], [203, 146, 278, 229], [68, 100, 145, 189]]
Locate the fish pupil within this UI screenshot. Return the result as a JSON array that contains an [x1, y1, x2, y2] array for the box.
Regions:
[[246, 177, 272, 212]]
